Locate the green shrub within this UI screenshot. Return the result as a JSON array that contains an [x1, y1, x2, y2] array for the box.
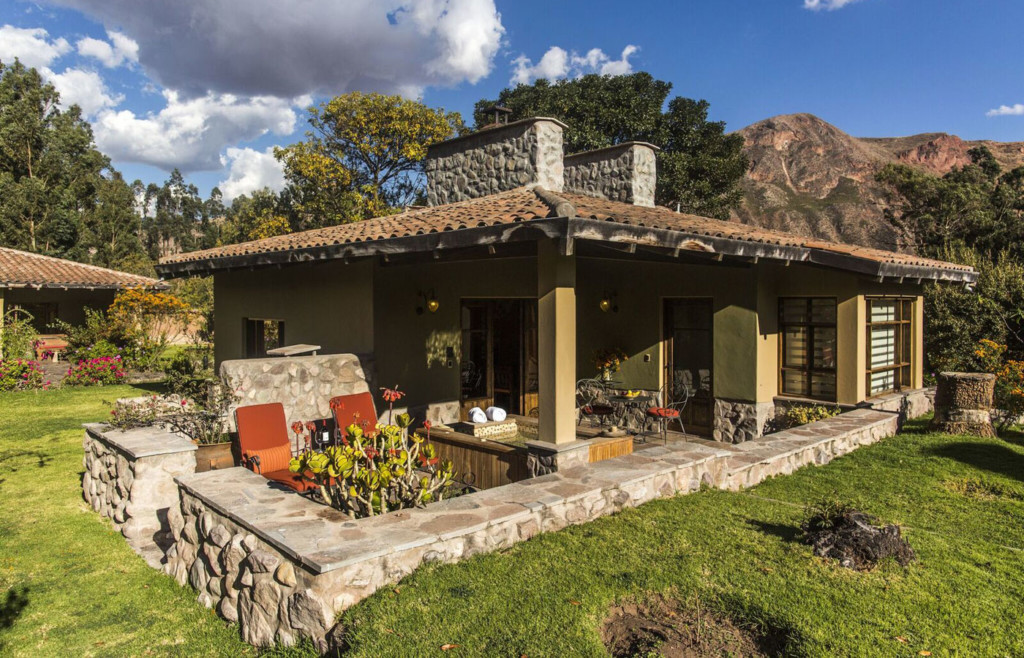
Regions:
[[777, 404, 840, 430], [163, 346, 214, 401], [0, 360, 48, 391], [1, 309, 38, 360]]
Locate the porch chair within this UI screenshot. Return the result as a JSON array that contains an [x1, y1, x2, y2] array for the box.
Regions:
[[329, 391, 379, 441], [576, 378, 615, 428], [235, 402, 316, 492], [638, 383, 690, 444]]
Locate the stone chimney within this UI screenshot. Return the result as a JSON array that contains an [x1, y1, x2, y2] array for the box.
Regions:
[[563, 142, 659, 208], [425, 117, 567, 206]]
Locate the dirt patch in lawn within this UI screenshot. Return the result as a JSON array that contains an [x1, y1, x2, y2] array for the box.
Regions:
[[802, 506, 915, 571], [601, 595, 786, 657]]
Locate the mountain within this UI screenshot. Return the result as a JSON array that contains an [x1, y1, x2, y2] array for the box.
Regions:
[[730, 113, 1024, 251]]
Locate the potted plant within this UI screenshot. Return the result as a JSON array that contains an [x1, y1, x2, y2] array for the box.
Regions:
[[594, 347, 629, 381], [165, 381, 238, 472]]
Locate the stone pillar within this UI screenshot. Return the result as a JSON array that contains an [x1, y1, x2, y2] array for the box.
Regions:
[[563, 142, 659, 207], [537, 239, 576, 445], [425, 117, 566, 206], [930, 372, 996, 437], [713, 399, 774, 443]]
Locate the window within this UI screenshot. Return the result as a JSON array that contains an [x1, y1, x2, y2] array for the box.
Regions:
[[244, 318, 284, 358], [867, 298, 914, 396], [779, 298, 837, 400]]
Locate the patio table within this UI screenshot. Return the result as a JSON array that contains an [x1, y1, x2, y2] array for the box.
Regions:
[[606, 393, 654, 432]]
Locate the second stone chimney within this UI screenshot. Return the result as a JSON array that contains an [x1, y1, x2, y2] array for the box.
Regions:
[[425, 117, 567, 206], [563, 142, 659, 208]]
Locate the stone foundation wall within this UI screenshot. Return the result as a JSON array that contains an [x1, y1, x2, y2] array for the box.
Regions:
[[713, 399, 775, 443], [563, 142, 657, 207], [82, 424, 196, 566], [163, 489, 333, 649], [220, 353, 375, 429], [425, 118, 565, 206]]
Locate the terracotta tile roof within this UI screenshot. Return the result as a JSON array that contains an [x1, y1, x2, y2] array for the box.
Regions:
[[160, 188, 552, 265], [0, 247, 164, 289], [560, 192, 976, 274], [158, 187, 973, 278]]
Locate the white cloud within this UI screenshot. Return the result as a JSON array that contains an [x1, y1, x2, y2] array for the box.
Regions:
[[803, 0, 864, 10], [987, 104, 1024, 117], [92, 91, 299, 171], [511, 47, 568, 85], [44, 67, 122, 116], [0, 25, 71, 69], [48, 0, 505, 98], [218, 147, 286, 202], [76, 30, 139, 68], [510, 44, 639, 85]]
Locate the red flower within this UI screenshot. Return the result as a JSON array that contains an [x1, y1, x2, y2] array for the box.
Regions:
[[305, 421, 317, 432], [423, 420, 432, 431], [381, 386, 405, 403], [290, 421, 304, 435], [329, 398, 344, 411]]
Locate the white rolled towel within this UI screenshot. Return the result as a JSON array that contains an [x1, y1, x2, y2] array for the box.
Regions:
[[468, 407, 487, 423], [485, 406, 507, 422]]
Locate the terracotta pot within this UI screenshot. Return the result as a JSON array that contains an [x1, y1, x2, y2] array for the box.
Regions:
[[195, 441, 236, 472]]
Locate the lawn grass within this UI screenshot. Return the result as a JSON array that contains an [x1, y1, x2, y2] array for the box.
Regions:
[[2, 386, 1022, 656], [0, 385, 254, 657]]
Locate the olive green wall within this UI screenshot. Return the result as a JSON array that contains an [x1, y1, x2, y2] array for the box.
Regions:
[[213, 260, 374, 365], [575, 257, 759, 401], [753, 262, 925, 405], [372, 256, 537, 415]]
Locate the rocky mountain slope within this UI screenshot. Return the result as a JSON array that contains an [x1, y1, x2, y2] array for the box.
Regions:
[[730, 113, 1024, 251]]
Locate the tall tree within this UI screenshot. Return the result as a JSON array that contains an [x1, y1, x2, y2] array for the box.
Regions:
[[276, 92, 463, 227], [473, 72, 749, 219], [143, 169, 208, 258], [0, 59, 115, 257], [79, 172, 142, 268], [223, 188, 291, 243]]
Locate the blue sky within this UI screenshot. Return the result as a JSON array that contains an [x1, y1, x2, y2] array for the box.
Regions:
[[1, 0, 1023, 200]]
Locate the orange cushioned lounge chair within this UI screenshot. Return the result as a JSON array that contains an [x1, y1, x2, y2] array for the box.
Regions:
[[329, 392, 379, 438], [235, 402, 316, 493]]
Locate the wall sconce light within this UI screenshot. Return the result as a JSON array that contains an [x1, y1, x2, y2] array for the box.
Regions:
[[417, 289, 439, 315], [599, 290, 618, 313]]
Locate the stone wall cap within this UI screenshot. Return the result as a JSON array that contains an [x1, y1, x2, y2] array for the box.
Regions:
[[426, 117, 568, 153], [524, 438, 593, 454], [85, 423, 198, 458], [937, 372, 996, 381], [564, 141, 661, 160]]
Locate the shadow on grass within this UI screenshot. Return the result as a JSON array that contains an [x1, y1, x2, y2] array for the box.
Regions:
[[929, 441, 1024, 483], [0, 586, 29, 650], [998, 428, 1024, 448], [747, 520, 801, 544], [0, 450, 54, 472]]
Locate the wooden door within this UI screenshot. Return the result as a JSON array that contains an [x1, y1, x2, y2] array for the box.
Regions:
[[663, 299, 714, 436], [460, 302, 492, 419]]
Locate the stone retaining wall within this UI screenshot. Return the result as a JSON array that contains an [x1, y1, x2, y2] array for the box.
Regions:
[[160, 407, 905, 650], [220, 353, 375, 429], [82, 424, 196, 566]]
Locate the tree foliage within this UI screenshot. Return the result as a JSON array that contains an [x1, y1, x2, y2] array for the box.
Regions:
[[877, 149, 1024, 369], [0, 59, 117, 258], [473, 73, 749, 218], [276, 92, 463, 227]]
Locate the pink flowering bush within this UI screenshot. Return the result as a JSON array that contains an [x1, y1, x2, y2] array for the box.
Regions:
[[0, 360, 49, 392], [64, 356, 127, 387]]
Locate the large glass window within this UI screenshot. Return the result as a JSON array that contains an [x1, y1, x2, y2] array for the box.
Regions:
[[867, 298, 914, 396], [244, 318, 284, 358], [779, 298, 837, 400]]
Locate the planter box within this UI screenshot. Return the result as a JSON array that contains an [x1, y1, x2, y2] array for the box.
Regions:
[[195, 441, 236, 472]]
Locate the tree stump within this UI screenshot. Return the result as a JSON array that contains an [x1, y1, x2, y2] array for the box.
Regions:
[[929, 372, 996, 437]]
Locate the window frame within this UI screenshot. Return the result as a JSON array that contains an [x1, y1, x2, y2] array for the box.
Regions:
[[865, 296, 915, 397], [778, 297, 838, 402], [244, 317, 285, 358]]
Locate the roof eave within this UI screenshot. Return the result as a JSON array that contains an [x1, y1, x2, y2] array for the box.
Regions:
[[154, 215, 975, 285]]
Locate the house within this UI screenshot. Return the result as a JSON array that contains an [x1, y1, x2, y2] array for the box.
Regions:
[[156, 117, 975, 459], [0, 247, 164, 357]]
